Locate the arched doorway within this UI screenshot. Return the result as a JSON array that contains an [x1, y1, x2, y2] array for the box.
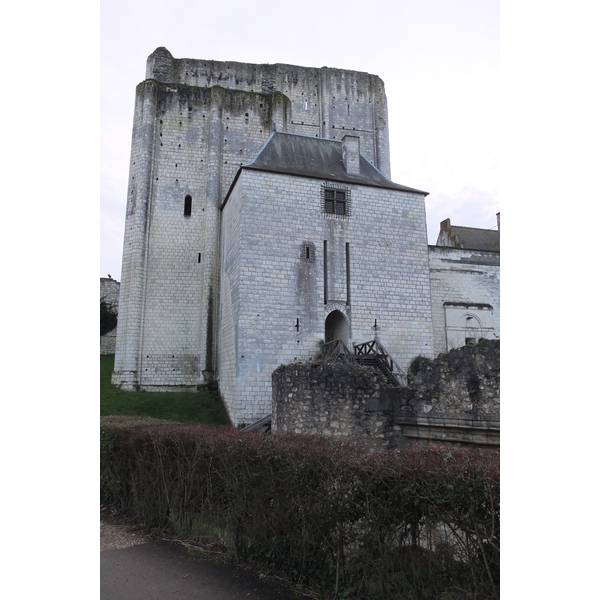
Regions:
[[325, 310, 349, 345]]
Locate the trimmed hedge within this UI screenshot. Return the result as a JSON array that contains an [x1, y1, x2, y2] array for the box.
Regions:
[[101, 422, 499, 600]]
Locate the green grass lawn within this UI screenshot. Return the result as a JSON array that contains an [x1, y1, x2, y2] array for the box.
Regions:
[[101, 354, 231, 425]]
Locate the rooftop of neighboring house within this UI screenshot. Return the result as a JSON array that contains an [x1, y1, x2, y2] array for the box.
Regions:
[[436, 216, 500, 252]]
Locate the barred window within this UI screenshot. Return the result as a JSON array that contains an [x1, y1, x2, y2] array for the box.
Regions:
[[321, 185, 351, 218], [301, 242, 316, 263]]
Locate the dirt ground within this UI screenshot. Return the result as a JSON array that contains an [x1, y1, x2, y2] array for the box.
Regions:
[[100, 518, 151, 552]]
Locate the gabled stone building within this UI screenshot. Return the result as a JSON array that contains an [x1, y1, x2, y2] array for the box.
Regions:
[[429, 217, 500, 354], [111, 48, 500, 426], [219, 132, 434, 421]]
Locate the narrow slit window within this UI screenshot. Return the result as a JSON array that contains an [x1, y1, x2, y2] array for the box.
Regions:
[[323, 240, 328, 304], [184, 195, 192, 216], [346, 242, 351, 306]]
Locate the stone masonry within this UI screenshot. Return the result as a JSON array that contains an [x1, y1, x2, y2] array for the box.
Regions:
[[113, 47, 392, 396], [428, 247, 500, 354], [218, 134, 434, 424], [272, 357, 397, 448], [394, 338, 500, 445], [272, 339, 499, 448], [111, 48, 500, 426], [101, 277, 120, 354]]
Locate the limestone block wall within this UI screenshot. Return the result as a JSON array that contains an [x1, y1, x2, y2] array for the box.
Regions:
[[428, 246, 500, 354], [113, 81, 291, 390], [217, 181, 243, 414], [112, 80, 159, 388], [145, 47, 391, 178], [114, 48, 392, 392], [218, 168, 434, 425]]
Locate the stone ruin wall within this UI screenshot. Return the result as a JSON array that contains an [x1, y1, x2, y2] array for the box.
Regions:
[[272, 359, 398, 449], [394, 339, 500, 445], [272, 339, 500, 449], [101, 278, 120, 355]]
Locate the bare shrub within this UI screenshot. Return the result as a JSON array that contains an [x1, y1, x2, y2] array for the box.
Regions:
[[101, 424, 499, 599]]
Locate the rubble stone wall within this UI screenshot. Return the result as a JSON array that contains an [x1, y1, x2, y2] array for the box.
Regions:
[[101, 278, 120, 355], [271, 339, 500, 448], [272, 358, 397, 448]]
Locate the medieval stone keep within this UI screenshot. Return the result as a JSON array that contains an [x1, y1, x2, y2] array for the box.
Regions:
[[112, 48, 500, 426]]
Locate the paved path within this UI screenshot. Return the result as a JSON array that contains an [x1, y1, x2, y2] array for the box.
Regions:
[[101, 534, 307, 599]]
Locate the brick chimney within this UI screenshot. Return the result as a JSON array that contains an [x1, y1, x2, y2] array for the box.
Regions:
[[342, 135, 361, 176]]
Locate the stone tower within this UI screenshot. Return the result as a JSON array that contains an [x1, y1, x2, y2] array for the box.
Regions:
[[112, 48, 393, 391]]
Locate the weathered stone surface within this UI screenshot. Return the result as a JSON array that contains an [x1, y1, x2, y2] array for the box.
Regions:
[[272, 357, 396, 448], [398, 339, 500, 424], [101, 277, 120, 355], [110, 48, 500, 429], [112, 48, 392, 410], [272, 339, 499, 448]]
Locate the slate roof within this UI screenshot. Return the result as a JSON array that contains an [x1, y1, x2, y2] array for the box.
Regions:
[[223, 132, 427, 205], [437, 221, 500, 252]]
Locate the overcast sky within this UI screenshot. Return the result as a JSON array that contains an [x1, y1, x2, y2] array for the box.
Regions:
[[100, 0, 500, 280]]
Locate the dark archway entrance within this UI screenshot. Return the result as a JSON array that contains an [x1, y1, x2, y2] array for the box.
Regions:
[[325, 310, 349, 345]]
